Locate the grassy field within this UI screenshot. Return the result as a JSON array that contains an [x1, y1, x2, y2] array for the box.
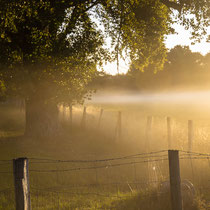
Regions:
[[1, 96, 210, 209]]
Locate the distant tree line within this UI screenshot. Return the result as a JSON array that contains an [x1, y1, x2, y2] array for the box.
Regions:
[[92, 45, 210, 91]]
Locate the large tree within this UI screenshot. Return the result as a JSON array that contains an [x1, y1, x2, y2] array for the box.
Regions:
[[0, 0, 209, 136]]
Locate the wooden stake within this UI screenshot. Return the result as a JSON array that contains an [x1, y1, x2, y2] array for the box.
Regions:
[[62, 104, 65, 120], [118, 111, 122, 140], [167, 117, 172, 149], [145, 116, 153, 183], [188, 120, 195, 181], [168, 150, 183, 210], [81, 106, 87, 129], [13, 158, 31, 210], [115, 111, 122, 141], [97, 109, 103, 129], [188, 120, 193, 151], [69, 104, 73, 126], [146, 116, 152, 152]]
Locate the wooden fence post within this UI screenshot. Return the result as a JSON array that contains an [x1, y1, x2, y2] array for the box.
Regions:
[[188, 120, 193, 151], [69, 104, 73, 127], [146, 116, 152, 152], [145, 116, 152, 184], [81, 106, 87, 129], [62, 104, 65, 120], [168, 150, 183, 210], [188, 120, 195, 181], [97, 108, 103, 129], [115, 111, 122, 141], [63, 106, 67, 121], [118, 111, 122, 140], [167, 117, 172, 149], [13, 157, 31, 210]]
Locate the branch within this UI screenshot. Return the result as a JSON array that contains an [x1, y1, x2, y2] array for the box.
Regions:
[[58, 0, 100, 42], [160, 0, 182, 12]]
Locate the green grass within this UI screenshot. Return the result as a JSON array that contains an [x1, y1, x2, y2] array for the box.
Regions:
[[0, 188, 208, 210], [1, 103, 210, 209]]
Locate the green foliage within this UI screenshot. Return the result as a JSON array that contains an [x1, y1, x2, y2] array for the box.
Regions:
[[0, 0, 107, 103], [0, 0, 209, 102], [127, 45, 210, 90]]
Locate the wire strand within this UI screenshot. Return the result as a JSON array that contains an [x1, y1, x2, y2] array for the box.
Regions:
[[30, 158, 169, 173], [28, 150, 168, 163]]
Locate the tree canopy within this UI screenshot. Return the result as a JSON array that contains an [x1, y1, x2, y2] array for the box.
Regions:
[[127, 45, 210, 90], [0, 0, 209, 103]]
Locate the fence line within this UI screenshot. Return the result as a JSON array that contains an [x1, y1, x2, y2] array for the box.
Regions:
[[0, 150, 210, 169], [29, 154, 210, 164], [29, 158, 169, 173], [1, 149, 210, 209]]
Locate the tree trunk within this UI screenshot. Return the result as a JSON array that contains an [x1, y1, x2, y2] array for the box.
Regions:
[[25, 98, 60, 137]]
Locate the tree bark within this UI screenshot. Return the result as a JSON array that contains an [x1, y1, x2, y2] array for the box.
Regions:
[[25, 98, 60, 137]]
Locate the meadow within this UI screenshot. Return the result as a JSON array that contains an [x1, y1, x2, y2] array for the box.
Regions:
[[1, 91, 210, 209]]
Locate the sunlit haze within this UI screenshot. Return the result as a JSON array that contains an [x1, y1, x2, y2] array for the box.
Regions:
[[87, 90, 210, 108]]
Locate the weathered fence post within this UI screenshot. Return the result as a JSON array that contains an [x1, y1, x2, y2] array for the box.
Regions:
[[13, 158, 31, 210], [188, 120, 193, 151], [69, 104, 73, 127], [115, 111, 122, 141], [62, 104, 65, 120], [145, 116, 153, 184], [188, 120, 195, 181], [168, 150, 183, 210], [167, 117, 172, 149], [146, 116, 153, 151], [63, 105, 67, 121], [81, 106, 87, 129], [97, 108, 103, 129], [118, 111, 122, 140]]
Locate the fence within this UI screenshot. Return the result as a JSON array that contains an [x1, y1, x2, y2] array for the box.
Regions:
[[59, 105, 200, 152], [1, 149, 210, 209]]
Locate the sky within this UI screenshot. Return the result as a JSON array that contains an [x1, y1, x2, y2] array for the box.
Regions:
[[103, 24, 210, 75]]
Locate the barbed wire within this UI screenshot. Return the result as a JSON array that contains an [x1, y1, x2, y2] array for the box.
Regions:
[[180, 150, 210, 157], [0, 150, 210, 175], [1, 153, 210, 174], [30, 157, 169, 173], [29, 154, 210, 173], [0, 150, 210, 164], [180, 156, 210, 161], [29, 154, 169, 164], [28, 150, 168, 163]]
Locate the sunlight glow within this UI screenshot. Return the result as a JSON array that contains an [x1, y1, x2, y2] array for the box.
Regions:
[[165, 24, 210, 55]]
